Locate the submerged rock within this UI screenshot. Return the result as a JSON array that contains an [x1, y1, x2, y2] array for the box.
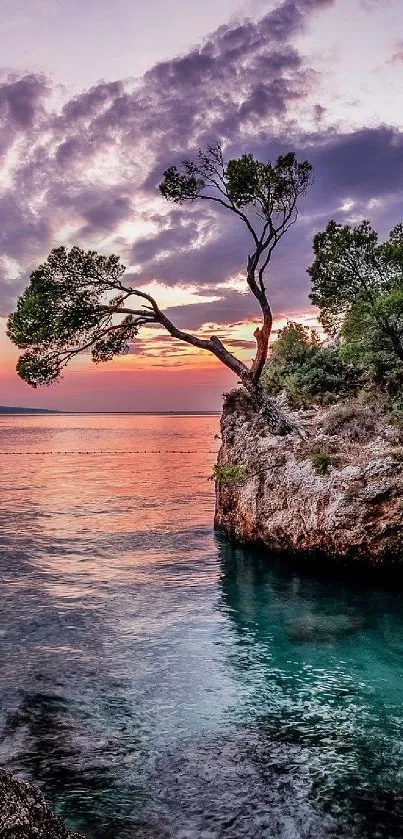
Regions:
[[214, 389, 403, 569], [0, 769, 83, 838], [284, 611, 365, 642]]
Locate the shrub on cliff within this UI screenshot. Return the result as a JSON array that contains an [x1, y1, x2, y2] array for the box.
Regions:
[[262, 218, 403, 417], [261, 321, 357, 408], [212, 464, 246, 485], [322, 402, 380, 442], [310, 451, 333, 475]]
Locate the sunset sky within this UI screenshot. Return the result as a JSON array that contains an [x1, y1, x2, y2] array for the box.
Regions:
[[0, 0, 402, 411]]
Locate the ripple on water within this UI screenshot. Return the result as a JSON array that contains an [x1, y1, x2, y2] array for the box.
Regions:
[[1, 415, 403, 838]]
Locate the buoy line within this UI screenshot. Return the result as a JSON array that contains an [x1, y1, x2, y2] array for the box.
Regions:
[[1, 449, 219, 456]]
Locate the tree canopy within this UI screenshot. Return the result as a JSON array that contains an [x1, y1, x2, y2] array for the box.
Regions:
[[308, 220, 403, 366], [161, 144, 313, 389], [160, 144, 313, 242]]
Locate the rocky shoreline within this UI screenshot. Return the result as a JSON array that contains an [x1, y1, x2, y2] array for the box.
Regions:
[[0, 769, 82, 839], [214, 389, 403, 570]]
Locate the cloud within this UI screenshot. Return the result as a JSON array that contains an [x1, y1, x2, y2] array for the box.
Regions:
[[388, 40, 403, 65], [360, 0, 392, 8], [0, 72, 48, 163], [0, 0, 338, 319], [162, 291, 261, 331], [0, 72, 48, 129], [0, 0, 402, 350], [306, 125, 403, 202]]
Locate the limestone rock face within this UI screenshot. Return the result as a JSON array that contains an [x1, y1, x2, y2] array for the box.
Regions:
[[0, 769, 83, 839], [214, 389, 403, 568]]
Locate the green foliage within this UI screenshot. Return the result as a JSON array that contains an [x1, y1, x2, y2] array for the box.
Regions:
[[160, 144, 313, 225], [158, 163, 205, 202], [212, 464, 246, 485], [388, 398, 403, 430], [225, 153, 261, 206], [225, 152, 313, 212], [340, 292, 403, 397], [310, 452, 333, 475], [269, 321, 321, 365], [305, 218, 403, 405], [7, 246, 137, 387], [308, 220, 403, 369], [261, 321, 356, 408], [284, 349, 353, 408], [308, 220, 378, 335]]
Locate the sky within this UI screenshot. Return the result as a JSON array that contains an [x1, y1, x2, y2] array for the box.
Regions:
[[0, 0, 402, 411]]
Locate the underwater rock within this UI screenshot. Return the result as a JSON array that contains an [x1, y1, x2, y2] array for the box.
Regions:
[[284, 611, 364, 642]]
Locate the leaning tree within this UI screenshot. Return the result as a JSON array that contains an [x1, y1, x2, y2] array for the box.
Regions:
[[8, 143, 313, 434]]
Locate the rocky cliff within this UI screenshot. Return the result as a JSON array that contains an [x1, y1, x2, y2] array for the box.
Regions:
[[0, 769, 83, 839], [214, 389, 403, 569]]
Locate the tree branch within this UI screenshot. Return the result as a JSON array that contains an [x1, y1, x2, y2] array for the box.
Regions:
[[198, 195, 259, 245]]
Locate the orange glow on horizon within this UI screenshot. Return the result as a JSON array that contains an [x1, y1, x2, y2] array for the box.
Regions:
[[1, 310, 322, 375], [0, 309, 322, 410]]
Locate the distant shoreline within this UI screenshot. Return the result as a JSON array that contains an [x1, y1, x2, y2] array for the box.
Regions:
[[0, 407, 220, 416], [0, 406, 60, 414]]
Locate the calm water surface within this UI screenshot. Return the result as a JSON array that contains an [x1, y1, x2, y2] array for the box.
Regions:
[[1, 414, 403, 838]]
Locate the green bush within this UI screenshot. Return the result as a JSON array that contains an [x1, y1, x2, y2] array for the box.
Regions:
[[261, 321, 358, 407], [260, 363, 285, 396], [310, 452, 333, 475], [285, 349, 354, 408], [212, 464, 246, 485], [340, 292, 403, 399], [269, 321, 320, 365]]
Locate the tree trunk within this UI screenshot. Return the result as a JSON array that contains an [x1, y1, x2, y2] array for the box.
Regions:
[[241, 375, 297, 436], [250, 309, 272, 382], [240, 295, 298, 434], [125, 290, 298, 436]]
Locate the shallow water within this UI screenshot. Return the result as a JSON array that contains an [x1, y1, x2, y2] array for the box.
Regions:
[[1, 414, 403, 838]]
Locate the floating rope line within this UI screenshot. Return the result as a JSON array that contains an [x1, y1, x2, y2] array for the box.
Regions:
[[1, 449, 219, 456]]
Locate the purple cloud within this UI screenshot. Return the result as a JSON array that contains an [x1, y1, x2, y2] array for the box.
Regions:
[[0, 0, 402, 341], [0, 73, 48, 129]]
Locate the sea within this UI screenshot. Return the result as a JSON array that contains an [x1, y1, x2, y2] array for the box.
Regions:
[[1, 413, 403, 838]]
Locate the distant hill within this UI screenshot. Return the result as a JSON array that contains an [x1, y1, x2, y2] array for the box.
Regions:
[[0, 405, 60, 414]]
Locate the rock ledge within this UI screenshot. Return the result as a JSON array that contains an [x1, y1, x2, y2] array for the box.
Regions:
[[214, 389, 403, 569], [0, 769, 83, 839]]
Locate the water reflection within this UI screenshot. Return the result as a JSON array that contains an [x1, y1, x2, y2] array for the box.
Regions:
[[1, 415, 403, 837]]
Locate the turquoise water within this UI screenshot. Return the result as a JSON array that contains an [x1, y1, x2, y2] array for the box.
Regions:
[[0, 414, 403, 837]]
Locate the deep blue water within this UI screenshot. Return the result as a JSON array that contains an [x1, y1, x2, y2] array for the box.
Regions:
[[1, 414, 403, 838]]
